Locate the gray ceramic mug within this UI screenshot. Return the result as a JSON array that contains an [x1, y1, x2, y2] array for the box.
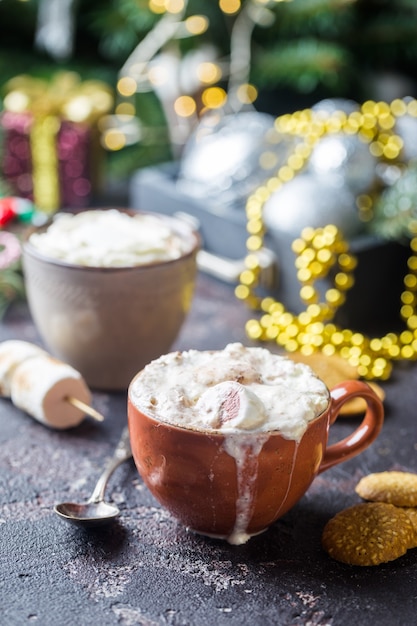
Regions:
[[22, 210, 200, 390]]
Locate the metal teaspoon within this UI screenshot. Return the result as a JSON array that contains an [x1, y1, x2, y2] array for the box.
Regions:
[[54, 426, 132, 527]]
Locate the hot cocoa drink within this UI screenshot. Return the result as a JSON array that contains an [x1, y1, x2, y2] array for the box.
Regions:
[[128, 343, 384, 544]]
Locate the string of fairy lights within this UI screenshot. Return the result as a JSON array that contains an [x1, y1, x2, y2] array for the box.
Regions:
[[235, 99, 417, 381]]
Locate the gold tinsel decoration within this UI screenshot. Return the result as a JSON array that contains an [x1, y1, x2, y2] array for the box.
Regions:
[[236, 99, 417, 381]]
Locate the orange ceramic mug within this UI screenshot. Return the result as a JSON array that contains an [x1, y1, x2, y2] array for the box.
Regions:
[[128, 375, 383, 545]]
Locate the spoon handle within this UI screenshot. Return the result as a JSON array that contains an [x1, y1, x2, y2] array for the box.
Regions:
[[88, 426, 132, 504]]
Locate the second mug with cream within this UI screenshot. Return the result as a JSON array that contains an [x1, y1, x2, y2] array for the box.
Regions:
[[22, 209, 200, 390]]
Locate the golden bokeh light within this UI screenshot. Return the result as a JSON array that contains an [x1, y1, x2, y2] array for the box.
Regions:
[[148, 0, 166, 13], [102, 129, 127, 151], [165, 0, 185, 13], [219, 0, 241, 15], [115, 102, 136, 116], [185, 15, 209, 35], [174, 95, 197, 117], [236, 83, 258, 104], [202, 86, 227, 108], [117, 76, 137, 97], [197, 62, 222, 84]]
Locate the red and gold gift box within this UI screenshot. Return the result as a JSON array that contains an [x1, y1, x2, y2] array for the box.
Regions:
[[1, 72, 113, 214]]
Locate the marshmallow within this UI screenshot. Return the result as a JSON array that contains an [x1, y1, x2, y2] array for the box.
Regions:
[[0, 340, 100, 429], [0, 340, 47, 397], [10, 354, 92, 429], [196, 381, 267, 431]]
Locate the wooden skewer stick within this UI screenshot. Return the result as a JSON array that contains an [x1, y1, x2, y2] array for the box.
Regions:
[[66, 396, 105, 422]]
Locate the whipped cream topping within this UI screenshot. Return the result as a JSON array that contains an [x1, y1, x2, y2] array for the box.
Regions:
[[130, 343, 329, 441], [28, 209, 192, 267]]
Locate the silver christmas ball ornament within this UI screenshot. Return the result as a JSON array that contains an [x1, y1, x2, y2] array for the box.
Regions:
[[311, 98, 360, 117], [308, 133, 377, 195], [177, 110, 296, 206], [394, 112, 417, 162], [263, 173, 364, 239]]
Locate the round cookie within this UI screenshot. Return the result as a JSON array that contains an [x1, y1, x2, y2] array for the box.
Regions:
[[287, 352, 385, 415], [322, 502, 415, 566], [288, 352, 359, 387], [355, 471, 417, 507], [401, 508, 417, 548]]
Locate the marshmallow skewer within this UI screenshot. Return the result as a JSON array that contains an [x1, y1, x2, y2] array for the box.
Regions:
[[66, 396, 104, 422], [0, 340, 104, 428]]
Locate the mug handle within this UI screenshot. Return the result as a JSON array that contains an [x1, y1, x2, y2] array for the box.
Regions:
[[318, 379, 384, 473]]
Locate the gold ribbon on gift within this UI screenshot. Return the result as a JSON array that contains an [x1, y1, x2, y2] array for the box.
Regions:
[[3, 71, 114, 213]]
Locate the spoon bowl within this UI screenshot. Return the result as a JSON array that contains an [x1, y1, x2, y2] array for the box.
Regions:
[[54, 501, 121, 527], [54, 427, 132, 527]]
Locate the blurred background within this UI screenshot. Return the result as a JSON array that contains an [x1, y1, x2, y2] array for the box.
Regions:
[[1, 0, 417, 362], [1, 0, 417, 190]]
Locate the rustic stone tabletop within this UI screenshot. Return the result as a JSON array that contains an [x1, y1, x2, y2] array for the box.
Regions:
[[1, 273, 416, 626]]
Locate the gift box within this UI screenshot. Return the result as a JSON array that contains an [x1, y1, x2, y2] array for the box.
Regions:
[[130, 163, 409, 335], [1, 72, 113, 213]]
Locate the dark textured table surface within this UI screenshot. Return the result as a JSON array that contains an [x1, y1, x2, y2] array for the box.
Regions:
[[1, 272, 416, 626]]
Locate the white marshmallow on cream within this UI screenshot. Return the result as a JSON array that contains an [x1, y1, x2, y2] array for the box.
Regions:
[[196, 381, 267, 431]]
